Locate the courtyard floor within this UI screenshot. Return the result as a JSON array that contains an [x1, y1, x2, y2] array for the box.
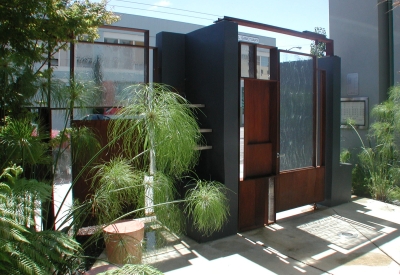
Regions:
[[130, 197, 400, 275]]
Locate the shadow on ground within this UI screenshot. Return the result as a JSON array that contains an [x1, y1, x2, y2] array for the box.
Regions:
[[145, 197, 400, 275]]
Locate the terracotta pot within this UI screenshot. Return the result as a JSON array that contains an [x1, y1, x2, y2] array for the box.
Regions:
[[103, 219, 145, 264]]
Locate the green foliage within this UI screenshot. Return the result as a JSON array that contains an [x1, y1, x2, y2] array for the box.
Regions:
[[0, 117, 51, 173], [0, 0, 118, 64], [108, 83, 201, 178], [83, 84, 229, 271], [340, 149, 351, 163], [351, 164, 371, 197], [0, 0, 119, 118], [48, 79, 103, 109], [310, 27, 326, 57], [0, 0, 118, 273], [349, 85, 400, 201], [90, 158, 145, 225], [0, 166, 82, 275], [50, 125, 101, 166], [185, 180, 229, 236]]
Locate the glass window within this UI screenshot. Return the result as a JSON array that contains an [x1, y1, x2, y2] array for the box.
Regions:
[[120, 39, 134, 45], [59, 49, 69, 67], [240, 44, 255, 78], [76, 44, 93, 68], [257, 47, 270, 80], [279, 52, 314, 171], [50, 58, 59, 66], [74, 43, 145, 107], [104, 38, 118, 44]]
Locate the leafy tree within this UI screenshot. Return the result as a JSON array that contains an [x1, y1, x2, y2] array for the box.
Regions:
[[310, 27, 326, 57], [0, 0, 118, 273], [0, 0, 119, 118]]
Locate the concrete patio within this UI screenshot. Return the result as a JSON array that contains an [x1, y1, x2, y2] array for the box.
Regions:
[[137, 197, 400, 275]]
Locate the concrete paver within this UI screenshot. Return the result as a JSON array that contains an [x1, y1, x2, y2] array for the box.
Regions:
[[145, 197, 400, 275]]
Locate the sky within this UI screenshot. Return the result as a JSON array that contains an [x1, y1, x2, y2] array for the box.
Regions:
[[99, 0, 329, 53]]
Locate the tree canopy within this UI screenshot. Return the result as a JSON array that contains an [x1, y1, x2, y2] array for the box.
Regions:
[[0, 0, 119, 118], [309, 27, 326, 58]]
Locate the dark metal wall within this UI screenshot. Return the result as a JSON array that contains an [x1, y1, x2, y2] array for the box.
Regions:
[[155, 32, 186, 95], [184, 21, 239, 242], [318, 56, 350, 206], [156, 20, 239, 242]]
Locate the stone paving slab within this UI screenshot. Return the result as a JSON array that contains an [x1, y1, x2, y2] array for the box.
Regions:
[[148, 197, 400, 275]]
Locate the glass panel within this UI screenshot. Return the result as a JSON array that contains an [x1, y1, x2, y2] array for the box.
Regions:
[[240, 79, 244, 180], [257, 48, 270, 80], [51, 110, 73, 230], [279, 52, 314, 171], [240, 44, 255, 78], [104, 37, 118, 44], [59, 49, 69, 67], [103, 31, 145, 45], [268, 177, 275, 223], [74, 43, 145, 107]]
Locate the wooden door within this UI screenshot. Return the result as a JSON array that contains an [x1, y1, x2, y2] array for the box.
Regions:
[[239, 78, 278, 231]]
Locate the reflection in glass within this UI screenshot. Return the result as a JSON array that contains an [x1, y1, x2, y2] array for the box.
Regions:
[[240, 44, 255, 78], [51, 110, 73, 230], [74, 43, 145, 107], [268, 177, 275, 223], [279, 52, 314, 171], [257, 47, 270, 80], [240, 79, 244, 180]]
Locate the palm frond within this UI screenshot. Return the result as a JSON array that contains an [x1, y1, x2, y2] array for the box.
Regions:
[[185, 180, 229, 236], [90, 158, 145, 224], [108, 83, 201, 177]]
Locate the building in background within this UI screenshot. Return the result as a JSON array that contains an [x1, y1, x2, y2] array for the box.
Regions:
[[329, 0, 399, 156]]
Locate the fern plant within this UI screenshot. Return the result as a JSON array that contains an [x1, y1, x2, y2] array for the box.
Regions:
[[0, 165, 82, 275]]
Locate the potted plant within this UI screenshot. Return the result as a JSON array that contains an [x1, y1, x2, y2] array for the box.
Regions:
[[83, 83, 229, 266]]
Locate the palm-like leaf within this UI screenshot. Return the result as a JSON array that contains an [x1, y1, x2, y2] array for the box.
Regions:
[[185, 180, 229, 236], [90, 158, 145, 225], [108, 83, 201, 177], [0, 166, 82, 275], [0, 118, 51, 171]]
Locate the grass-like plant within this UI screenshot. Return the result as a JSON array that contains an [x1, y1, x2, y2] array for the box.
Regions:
[[348, 85, 400, 201], [340, 149, 351, 163], [108, 83, 201, 177], [90, 157, 145, 225], [185, 180, 229, 236], [107, 83, 202, 216], [106, 83, 228, 231], [80, 84, 229, 270]]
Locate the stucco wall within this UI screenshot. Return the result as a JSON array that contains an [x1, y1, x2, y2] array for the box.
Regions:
[[329, 0, 390, 157]]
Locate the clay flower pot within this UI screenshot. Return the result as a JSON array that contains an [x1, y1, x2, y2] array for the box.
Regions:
[[103, 219, 145, 264]]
